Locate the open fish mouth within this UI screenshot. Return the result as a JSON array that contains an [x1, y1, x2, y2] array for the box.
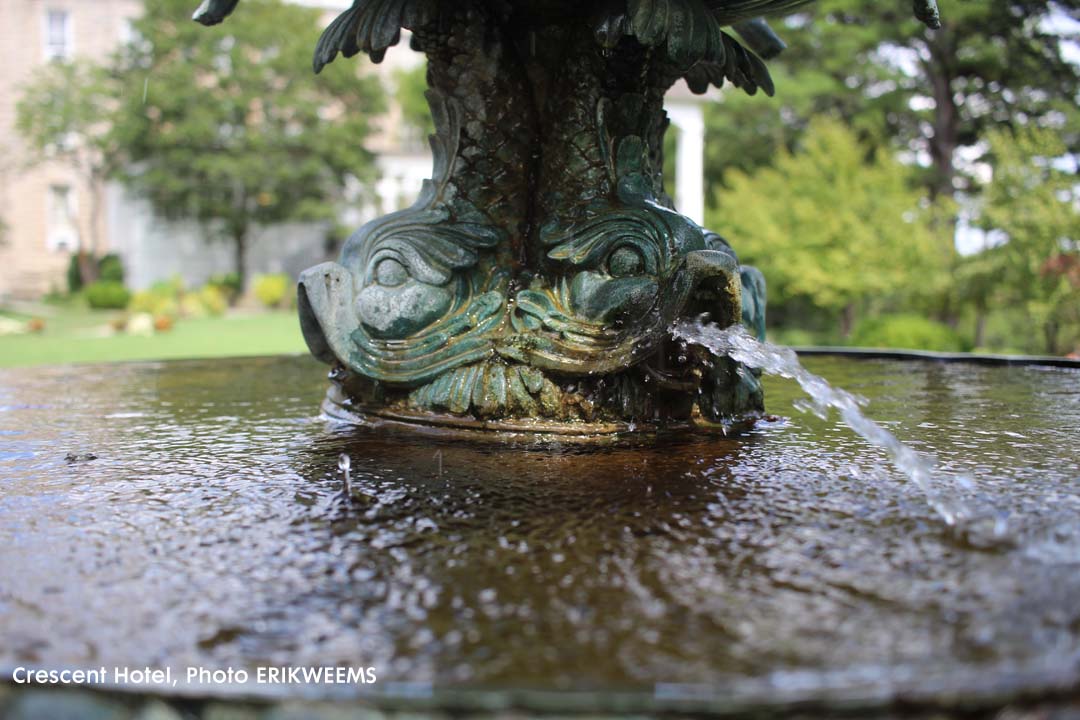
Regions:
[[298, 261, 508, 386], [499, 248, 742, 374]]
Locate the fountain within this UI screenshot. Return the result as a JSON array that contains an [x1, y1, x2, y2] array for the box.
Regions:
[[3, 0, 1080, 717], [190, 0, 942, 435]]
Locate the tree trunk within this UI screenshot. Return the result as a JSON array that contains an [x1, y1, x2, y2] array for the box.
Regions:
[[88, 172, 104, 263], [923, 31, 959, 201], [840, 303, 856, 339], [1044, 320, 1059, 356], [973, 305, 986, 349], [921, 33, 964, 328], [76, 251, 98, 287], [233, 228, 248, 291]]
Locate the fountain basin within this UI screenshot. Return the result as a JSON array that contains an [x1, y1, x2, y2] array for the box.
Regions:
[[0, 353, 1078, 716]]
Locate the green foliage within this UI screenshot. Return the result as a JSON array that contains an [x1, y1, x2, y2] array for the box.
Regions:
[[197, 285, 229, 316], [150, 275, 186, 299], [130, 277, 185, 318], [208, 272, 244, 304], [67, 255, 85, 294], [130, 291, 179, 318], [704, 0, 1080, 196], [253, 273, 291, 308], [711, 118, 946, 333], [109, 0, 384, 283], [17, 62, 119, 271], [699, 0, 1080, 354], [16, 62, 118, 170], [972, 126, 1080, 354], [97, 254, 125, 284], [64, 253, 125, 295], [130, 278, 227, 320], [179, 285, 229, 317], [84, 281, 132, 310], [851, 314, 963, 352]]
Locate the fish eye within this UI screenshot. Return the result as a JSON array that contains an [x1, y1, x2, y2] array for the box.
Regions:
[[607, 244, 645, 277], [374, 257, 408, 287]]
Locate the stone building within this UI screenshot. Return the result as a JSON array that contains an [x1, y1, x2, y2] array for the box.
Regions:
[[0, 0, 707, 300], [0, 0, 430, 300], [0, 0, 141, 298]]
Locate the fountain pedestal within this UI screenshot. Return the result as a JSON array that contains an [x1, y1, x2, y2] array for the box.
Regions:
[[192, 0, 938, 435]]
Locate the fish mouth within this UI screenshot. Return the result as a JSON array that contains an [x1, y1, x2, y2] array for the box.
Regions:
[[298, 262, 356, 368], [298, 261, 508, 387], [499, 249, 742, 374]]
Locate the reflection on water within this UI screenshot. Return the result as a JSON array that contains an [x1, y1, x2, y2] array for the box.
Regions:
[[0, 354, 1078, 705]]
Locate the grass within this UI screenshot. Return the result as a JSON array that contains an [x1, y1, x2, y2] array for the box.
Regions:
[[0, 305, 308, 368]]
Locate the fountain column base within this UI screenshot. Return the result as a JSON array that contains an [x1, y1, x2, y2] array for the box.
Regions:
[[319, 380, 764, 440]]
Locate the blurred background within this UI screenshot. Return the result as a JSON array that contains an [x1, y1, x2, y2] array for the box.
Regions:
[[0, 0, 1076, 367]]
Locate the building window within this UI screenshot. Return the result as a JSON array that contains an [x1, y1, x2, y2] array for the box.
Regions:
[[47, 184, 79, 252], [44, 10, 71, 61]]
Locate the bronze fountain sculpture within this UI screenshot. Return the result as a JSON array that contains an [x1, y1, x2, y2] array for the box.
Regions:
[[198, 0, 940, 435]]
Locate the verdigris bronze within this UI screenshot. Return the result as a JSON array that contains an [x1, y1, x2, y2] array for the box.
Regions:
[[196, 0, 940, 435]]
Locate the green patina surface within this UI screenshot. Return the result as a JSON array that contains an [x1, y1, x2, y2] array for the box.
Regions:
[[195, 0, 939, 432]]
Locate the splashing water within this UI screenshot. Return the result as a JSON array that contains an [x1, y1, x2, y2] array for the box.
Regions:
[[673, 318, 1010, 542], [338, 452, 352, 497]]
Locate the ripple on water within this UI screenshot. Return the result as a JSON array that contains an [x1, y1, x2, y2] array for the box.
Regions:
[[0, 353, 1078, 706]]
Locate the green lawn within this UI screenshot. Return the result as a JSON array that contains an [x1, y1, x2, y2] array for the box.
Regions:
[[0, 306, 308, 368]]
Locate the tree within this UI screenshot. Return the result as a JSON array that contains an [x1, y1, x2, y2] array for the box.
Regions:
[[710, 118, 945, 337], [17, 63, 120, 284], [973, 126, 1080, 354], [109, 0, 385, 287], [703, 0, 1079, 334], [705, 0, 1080, 200]]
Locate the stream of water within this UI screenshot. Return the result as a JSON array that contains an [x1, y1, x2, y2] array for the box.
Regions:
[[673, 318, 1010, 543]]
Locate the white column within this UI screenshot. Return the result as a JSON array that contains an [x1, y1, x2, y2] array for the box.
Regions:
[[665, 99, 706, 227]]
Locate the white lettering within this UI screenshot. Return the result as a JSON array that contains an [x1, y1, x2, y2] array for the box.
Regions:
[[11, 667, 110, 685], [185, 667, 249, 685], [249, 666, 377, 684]]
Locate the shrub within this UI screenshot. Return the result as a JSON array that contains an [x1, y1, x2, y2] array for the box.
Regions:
[[208, 272, 243, 304], [769, 328, 827, 347], [66, 254, 84, 294], [129, 290, 179, 318], [851, 314, 964, 352], [84, 281, 132, 310], [97, 254, 125, 284], [177, 284, 228, 318], [149, 275, 185, 299], [253, 273, 291, 308], [179, 293, 207, 318], [198, 284, 228, 316]]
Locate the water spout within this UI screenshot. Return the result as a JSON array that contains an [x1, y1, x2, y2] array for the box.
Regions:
[[674, 318, 1010, 543]]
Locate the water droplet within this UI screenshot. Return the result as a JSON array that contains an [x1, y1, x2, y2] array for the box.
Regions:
[[338, 453, 352, 497]]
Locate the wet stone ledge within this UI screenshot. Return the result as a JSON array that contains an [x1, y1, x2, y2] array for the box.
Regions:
[[0, 686, 425, 720], [3, 685, 1080, 720]]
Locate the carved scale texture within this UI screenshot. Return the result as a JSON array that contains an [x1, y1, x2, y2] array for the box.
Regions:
[[412, 3, 538, 267], [534, 27, 613, 226]]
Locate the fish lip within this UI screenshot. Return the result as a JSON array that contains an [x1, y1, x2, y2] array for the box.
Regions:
[[498, 250, 741, 374], [680, 249, 742, 321], [297, 261, 357, 368]]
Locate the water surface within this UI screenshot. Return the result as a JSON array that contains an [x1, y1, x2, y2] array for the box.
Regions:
[[0, 354, 1078, 709]]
